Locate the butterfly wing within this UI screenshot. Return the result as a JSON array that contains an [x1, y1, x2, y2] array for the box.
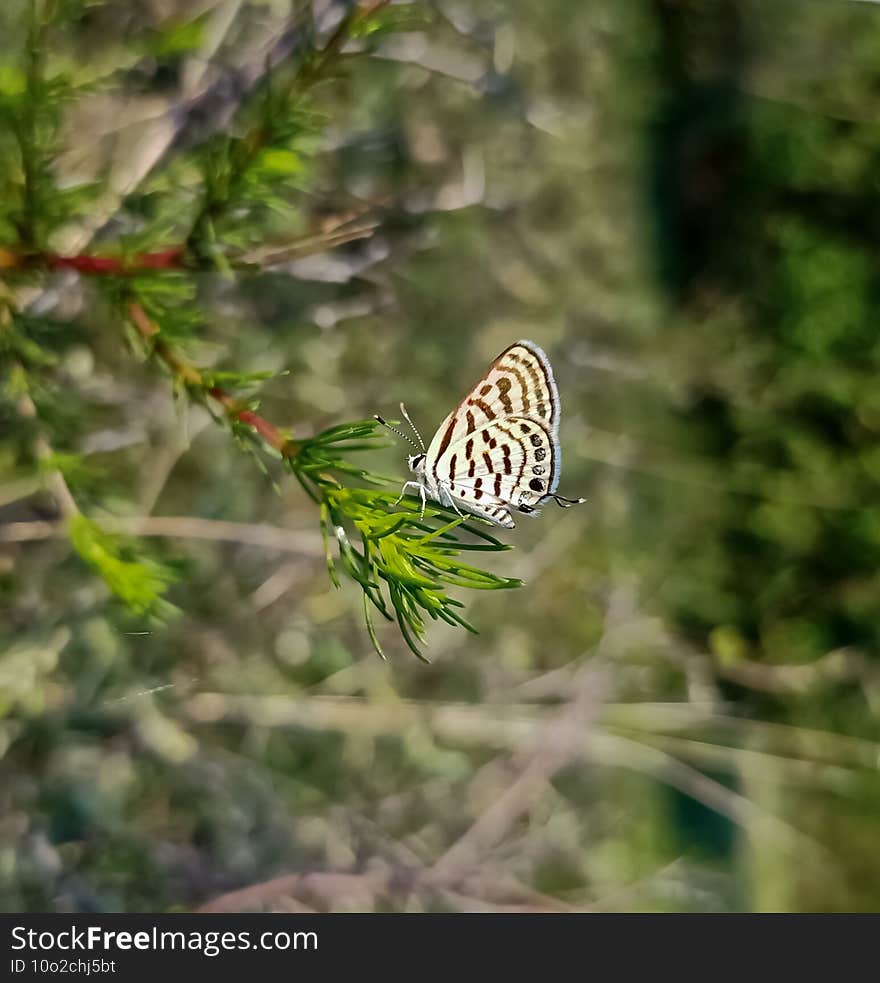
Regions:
[[419, 339, 564, 528], [433, 416, 559, 527], [460, 339, 560, 430], [424, 340, 562, 499]]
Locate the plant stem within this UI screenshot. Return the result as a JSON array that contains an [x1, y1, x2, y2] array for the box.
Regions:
[[185, 0, 391, 258], [18, 0, 43, 249], [125, 300, 300, 459]]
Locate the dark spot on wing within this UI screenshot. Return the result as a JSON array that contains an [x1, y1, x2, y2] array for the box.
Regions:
[[503, 364, 530, 412], [508, 352, 549, 417], [436, 417, 456, 458], [496, 376, 513, 413], [529, 478, 544, 493], [471, 398, 496, 420], [433, 416, 457, 480], [509, 350, 548, 418]]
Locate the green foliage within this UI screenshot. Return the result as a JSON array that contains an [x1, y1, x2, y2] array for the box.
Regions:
[[146, 12, 208, 59], [321, 486, 521, 661], [290, 418, 394, 492], [0, 0, 521, 659], [0, 1, 99, 247], [0, 310, 59, 369], [284, 418, 521, 659], [68, 514, 178, 618], [184, 63, 326, 262], [649, 9, 880, 675]]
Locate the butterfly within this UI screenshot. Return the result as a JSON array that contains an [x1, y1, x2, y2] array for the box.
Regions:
[[376, 340, 584, 528]]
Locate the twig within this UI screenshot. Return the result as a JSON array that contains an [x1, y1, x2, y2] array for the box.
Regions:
[[0, 515, 323, 555], [184, 0, 392, 256], [591, 731, 824, 853], [0, 247, 186, 274], [428, 664, 606, 882], [247, 561, 308, 610], [197, 870, 388, 913], [0, 222, 379, 275], [181, 687, 858, 855], [125, 300, 300, 458]]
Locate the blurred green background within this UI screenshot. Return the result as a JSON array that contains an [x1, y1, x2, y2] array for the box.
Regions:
[[2, 0, 880, 912]]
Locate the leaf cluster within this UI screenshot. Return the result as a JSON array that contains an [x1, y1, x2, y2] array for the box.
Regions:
[[287, 419, 521, 659]]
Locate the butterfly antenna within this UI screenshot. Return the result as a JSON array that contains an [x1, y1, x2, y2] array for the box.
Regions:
[[399, 402, 426, 452], [374, 414, 420, 450]]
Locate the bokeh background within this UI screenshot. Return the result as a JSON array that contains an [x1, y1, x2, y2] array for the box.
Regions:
[[2, 0, 880, 912]]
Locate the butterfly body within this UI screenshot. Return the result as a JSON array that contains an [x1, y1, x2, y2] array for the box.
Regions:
[[383, 340, 584, 529]]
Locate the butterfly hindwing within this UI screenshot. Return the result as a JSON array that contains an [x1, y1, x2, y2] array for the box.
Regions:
[[440, 414, 559, 513], [441, 490, 517, 529]]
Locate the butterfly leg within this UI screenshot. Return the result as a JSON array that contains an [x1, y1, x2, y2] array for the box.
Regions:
[[437, 484, 464, 518], [394, 480, 425, 508], [398, 480, 427, 518]]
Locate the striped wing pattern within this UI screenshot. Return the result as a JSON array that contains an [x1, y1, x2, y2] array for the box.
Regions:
[[424, 341, 562, 528]]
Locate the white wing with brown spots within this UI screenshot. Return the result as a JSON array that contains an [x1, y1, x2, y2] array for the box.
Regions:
[[424, 341, 560, 480], [415, 340, 581, 529], [428, 416, 559, 528]]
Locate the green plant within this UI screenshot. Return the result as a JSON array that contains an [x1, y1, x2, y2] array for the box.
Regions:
[[0, 0, 520, 658]]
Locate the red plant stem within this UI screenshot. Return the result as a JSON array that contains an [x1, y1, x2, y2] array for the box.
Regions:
[[207, 388, 297, 457], [2, 275, 299, 458], [49, 247, 186, 273], [0, 246, 186, 274], [126, 301, 299, 459], [0, 247, 185, 273], [0, 8, 391, 278]]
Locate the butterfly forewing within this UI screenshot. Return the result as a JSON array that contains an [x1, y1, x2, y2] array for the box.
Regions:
[[423, 341, 563, 528], [425, 342, 559, 471], [451, 340, 560, 429]]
